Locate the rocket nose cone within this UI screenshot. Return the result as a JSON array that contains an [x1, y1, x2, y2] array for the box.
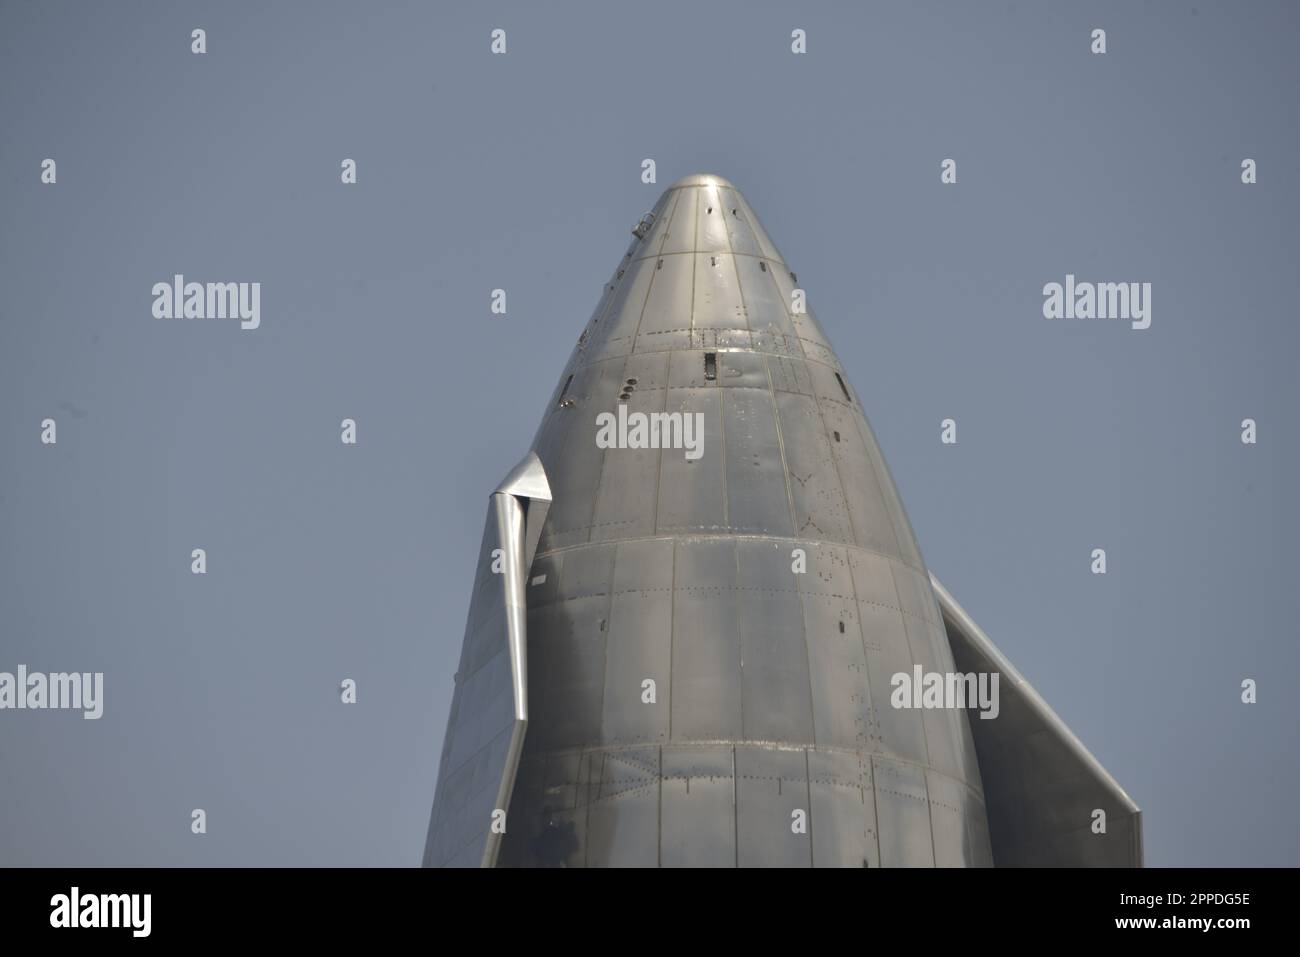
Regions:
[[667, 172, 739, 191]]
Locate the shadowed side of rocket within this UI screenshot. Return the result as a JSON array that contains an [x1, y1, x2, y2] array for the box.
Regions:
[[424, 175, 1142, 868]]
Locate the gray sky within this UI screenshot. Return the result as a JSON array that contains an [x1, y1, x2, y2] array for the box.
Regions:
[[1, 0, 1297, 866]]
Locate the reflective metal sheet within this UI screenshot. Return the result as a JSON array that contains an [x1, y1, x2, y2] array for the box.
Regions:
[[735, 541, 813, 742], [531, 544, 613, 751], [693, 183, 732, 252], [585, 748, 661, 866], [717, 187, 764, 259], [932, 576, 1143, 866], [735, 746, 813, 867], [860, 601, 929, 766], [872, 756, 935, 867], [733, 189, 785, 264], [926, 768, 990, 867], [732, 252, 794, 334], [658, 184, 697, 256], [775, 390, 855, 544], [660, 748, 736, 867], [723, 387, 795, 536], [589, 381, 663, 541], [632, 188, 679, 259], [655, 387, 724, 532], [431, 175, 1138, 868], [668, 540, 741, 740], [635, 252, 694, 341], [821, 398, 904, 558], [691, 252, 745, 330], [600, 539, 674, 745], [808, 749, 879, 867], [424, 454, 551, 868]]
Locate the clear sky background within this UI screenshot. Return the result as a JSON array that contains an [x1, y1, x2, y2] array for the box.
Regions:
[[1, 0, 1297, 866]]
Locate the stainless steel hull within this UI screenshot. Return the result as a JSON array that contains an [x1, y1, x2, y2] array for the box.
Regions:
[[425, 174, 1141, 868]]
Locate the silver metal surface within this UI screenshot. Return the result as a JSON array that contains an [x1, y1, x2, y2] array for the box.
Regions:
[[932, 575, 1144, 866], [422, 453, 550, 868], [427, 174, 1141, 867]]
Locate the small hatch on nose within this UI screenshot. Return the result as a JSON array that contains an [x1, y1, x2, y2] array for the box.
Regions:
[[631, 211, 656, 239]]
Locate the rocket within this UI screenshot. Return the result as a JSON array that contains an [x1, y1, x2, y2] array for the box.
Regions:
[[424, 174, 1142, 868]]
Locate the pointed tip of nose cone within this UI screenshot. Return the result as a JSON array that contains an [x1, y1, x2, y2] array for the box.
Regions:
[[667, 172, 739, 191]]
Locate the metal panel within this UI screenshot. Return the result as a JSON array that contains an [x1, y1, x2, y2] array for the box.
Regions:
[[446, 175, 1144, 869], [694, 184, 732, 253], [441, 626, 511, 776], [848, 548, 904, 610], [775, 390, 854, 544], [659, 185, 697, 256], [425, 454, 551, 868], [587, 256, 654, 362], [872, 756, 935, 867], [589, 388, 662, 542], [586, 353, 668, 542], [807, 358, 854, 408], [735, 746, 813, 867], [766, 353, 814, 396], [900, 611, 965, 783], [666, 348, 713, 390], [855, 414, 926, 571], [585, 748, 661, 866], [655, 387, 724, 532], [922, 608, 985, 786], [636, 252, 694, 344], [722, 388, 795, 536], [732, 252, 794, 335], [891, 562, 943, 628], [495, 754, 544, 867], [669, 539, 742, 741], [717, 187, 764, 258], [860, 601, 930, 766], [926, 768, 992, 867], [577, 275, 619, 340], [531, 544, 614, 752], [796, 543, 873, 752], [932, 576, 1143, 866], [735, 540, 812, 742], [964, 787, 996, 868], [713, 348, 768, 390], [820, 398, 903, 559], [632, 188, 679, 259], [808, 749, 879, 867], [615, 349, 670, 392], [765, 259, 833, 351], [523, 550, 560, 758], [539, 367, 616, 548], [691, 252, 746, 330], [733, 189, 785, 264], [600, 539, 674, 745], [521, 749, 585, 867], [660, 748, 736, 867]]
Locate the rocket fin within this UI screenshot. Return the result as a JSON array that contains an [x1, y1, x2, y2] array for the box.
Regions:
[[930, 575, 1143, 867], [423, 453, 551, 867]]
